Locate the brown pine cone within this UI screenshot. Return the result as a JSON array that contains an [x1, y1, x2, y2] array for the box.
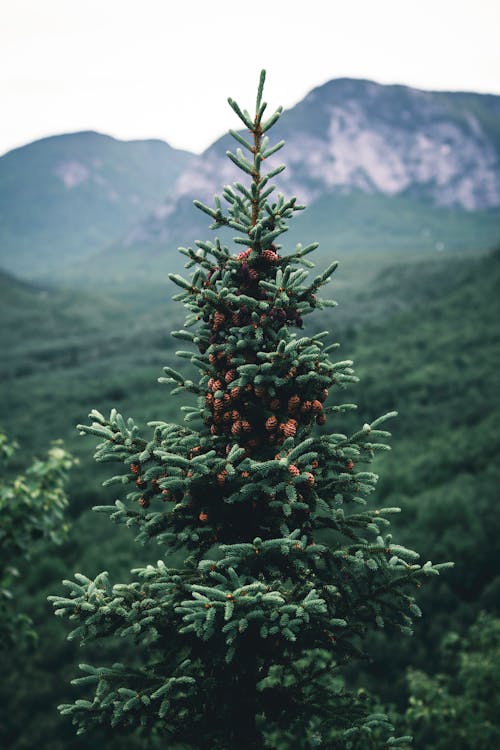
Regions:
[[216, 471, 227, 486], [282, 419, 298, 437], [231, 421, 243, 436], [213, 311, 225, 328], [288, 395, 300, 411], [262, 249, 279, 262], [265, 416, 278, 432]]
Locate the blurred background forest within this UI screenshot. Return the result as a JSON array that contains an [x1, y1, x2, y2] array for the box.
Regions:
[[1, 66, 500, 749]]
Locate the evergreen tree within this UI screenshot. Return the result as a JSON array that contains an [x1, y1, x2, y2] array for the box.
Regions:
[[50, 72, 450, 749]]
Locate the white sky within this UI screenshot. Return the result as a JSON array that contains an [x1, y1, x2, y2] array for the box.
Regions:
[[1, 0, 499, 156]]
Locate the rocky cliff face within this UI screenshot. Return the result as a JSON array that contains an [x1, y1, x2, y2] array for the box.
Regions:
[[125, 78, 500, 248]]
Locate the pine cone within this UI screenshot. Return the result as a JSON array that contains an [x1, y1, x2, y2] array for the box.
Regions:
[[282, 419, 298, 437], [225, 370, 237, 384], [262, 249, 279, 262], [289, 464, 300, 476], [305, 472, 315, 486], [216, 471, 227, 486], [265, 416, 278, 432], [288, 395, 300, 412], [301, 400, 312, 413], [248, 268, 259, 282], [213, 311, 225, 329], [138, 496, 149, 508], [269, 398, 280, 411], [312, 400, 323, 414], [316, 414, 327, 425], [231, 421, 243, 436]]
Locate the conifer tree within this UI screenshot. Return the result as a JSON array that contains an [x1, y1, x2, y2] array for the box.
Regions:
[[51, 72, 450, 749]]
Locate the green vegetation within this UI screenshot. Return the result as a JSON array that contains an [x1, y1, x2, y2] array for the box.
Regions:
[[405, 612, 500, 749], [0, 236, 499, 747], [62, 191, 500, 292], [0, 244, 500, 750], [0, 430, 75, 649], [0, 132, 192, 279]]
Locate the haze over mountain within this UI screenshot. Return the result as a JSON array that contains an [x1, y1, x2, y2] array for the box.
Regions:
[[1, 78, 499, 284], [0, 132, 193, 278]]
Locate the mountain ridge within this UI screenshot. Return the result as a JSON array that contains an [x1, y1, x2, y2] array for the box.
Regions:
[[116, 77, 500, 261], [1, 77, 499, 283], [0, 131, 194, 278]]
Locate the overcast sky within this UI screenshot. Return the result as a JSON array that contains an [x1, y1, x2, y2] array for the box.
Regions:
[[1, 0, 499, 156]]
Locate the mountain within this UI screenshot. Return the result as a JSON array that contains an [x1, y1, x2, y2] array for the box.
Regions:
[[153, 78, 500, 215], [81, 78, 499, 283], [0, 131, 193, 278], [2, 79, 500, 286]]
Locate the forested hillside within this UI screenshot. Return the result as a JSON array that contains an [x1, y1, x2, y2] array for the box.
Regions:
[[0, 245, 498, 748]]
